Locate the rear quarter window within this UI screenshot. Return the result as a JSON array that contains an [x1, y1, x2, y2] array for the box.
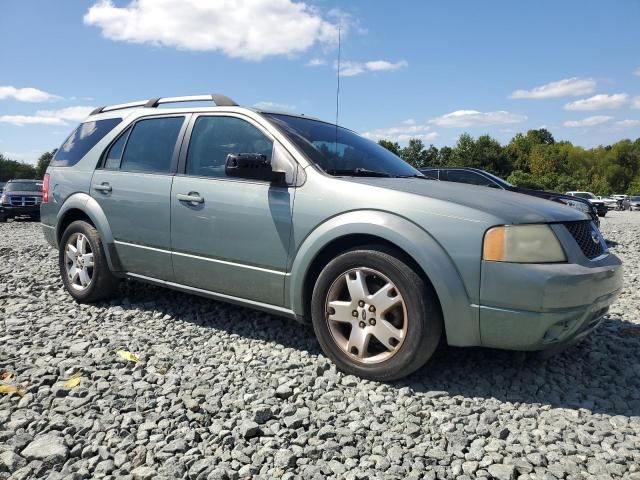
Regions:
[[51, 118, 122, 167]]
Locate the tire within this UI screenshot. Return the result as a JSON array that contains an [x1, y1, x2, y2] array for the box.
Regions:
[[59, 220, 118, 302], [0, 216, 6, 223], [311, 247, 443, 381], [598, 212, 606, 217]]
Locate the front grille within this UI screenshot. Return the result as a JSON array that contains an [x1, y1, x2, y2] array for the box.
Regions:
[[563, 220, 604, 259], [9, 196, 40, 207]]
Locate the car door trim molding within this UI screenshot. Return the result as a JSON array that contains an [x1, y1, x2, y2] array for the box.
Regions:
[[126, 272, 296, 318], [114, 240, 289, 276]]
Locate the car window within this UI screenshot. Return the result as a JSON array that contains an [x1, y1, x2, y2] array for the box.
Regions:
[[120, 117, 184, 173], [421, 170, 439, 179], [5, 181, 42, 192], [446, 170, 496, 187], [51, 118, 122, 167], [186, 116, 273, 178], [103, 127, 131, 170]]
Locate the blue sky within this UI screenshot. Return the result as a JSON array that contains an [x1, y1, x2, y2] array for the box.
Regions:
[[1, 0, 639, 164]]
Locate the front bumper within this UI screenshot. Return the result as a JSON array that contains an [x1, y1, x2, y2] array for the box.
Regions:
[[479, 253, 623, 350], [0, 204, 40, 218]]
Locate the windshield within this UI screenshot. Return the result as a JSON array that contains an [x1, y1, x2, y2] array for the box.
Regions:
[[631, 196, 640, 201], [572, 192, 596, 199], [264, 114, 420, 177], [5, 181, 42, 192]]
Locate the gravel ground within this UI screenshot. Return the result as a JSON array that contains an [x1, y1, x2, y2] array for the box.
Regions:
[[1, 211, 639, 480]]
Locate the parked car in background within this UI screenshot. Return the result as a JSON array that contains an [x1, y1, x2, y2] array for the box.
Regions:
[[564, 191, 608, 217], [0, 179, 43, 222], [597, 195, 617, 210], [420, 167, 600, 226], [41, 94, 622, 381], [629, 196, 640, 211], [0, 182, 5, 196], [612, 194, 631, 211]]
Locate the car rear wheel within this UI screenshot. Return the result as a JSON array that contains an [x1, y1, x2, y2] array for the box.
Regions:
[[311, 247, 442, 381], [59, 220, 118, 302]]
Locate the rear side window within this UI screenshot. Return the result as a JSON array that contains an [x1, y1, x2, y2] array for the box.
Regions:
[[186, 116, 273, 178], [120, 117, 184, 173], [51, 118, 122, 167], [446, 170, 495, 187], [104, 127, 131, 170]]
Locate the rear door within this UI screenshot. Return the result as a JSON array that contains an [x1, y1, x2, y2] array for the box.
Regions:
[[91, 115, 189, 280], [170, 114, 296, 306]]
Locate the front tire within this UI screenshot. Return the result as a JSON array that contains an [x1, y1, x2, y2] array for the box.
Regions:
[[311, 247, 442, 381], [59, 220, 118, 302]]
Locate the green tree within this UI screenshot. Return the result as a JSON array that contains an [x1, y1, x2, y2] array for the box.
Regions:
[[377, 139, 401, 156], [35, 150, 55, 179], [0, 154, 37, 182], [400, 139, 427, 168]]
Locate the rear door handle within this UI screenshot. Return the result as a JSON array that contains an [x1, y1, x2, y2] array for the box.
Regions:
[[176, 192, 204, 204], [94, 182, 112, 193]]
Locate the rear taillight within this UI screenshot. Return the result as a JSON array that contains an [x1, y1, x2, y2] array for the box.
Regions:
[[42, 173, 50, 203]]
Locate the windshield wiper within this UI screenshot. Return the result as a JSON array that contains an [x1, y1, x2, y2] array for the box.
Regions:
[[395, 174, 433, 180], [327, 168, 394, 178]]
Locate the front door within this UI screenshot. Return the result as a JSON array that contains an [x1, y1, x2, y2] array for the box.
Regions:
[[170, 114, 295, 306], [91, 115, 187, 280]]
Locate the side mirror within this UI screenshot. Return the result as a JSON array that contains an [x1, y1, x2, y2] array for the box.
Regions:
[[225, 153, 286, 185]]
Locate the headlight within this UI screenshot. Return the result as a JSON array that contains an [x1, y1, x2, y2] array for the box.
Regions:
[[0, 194, 7, 205], [483, 224, 566, 263], [565, 200, 590, 213]]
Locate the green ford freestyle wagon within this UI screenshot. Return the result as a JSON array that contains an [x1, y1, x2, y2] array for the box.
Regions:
[[41, 94, 623, 381]]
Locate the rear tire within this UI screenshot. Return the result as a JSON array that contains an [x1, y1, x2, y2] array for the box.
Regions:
[[311, 247, 442, 381], [59, 220, 118, 302]]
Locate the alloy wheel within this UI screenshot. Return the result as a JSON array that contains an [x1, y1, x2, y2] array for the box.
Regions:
[[64, 233, 94, 291], [325, 267, 408, 364]]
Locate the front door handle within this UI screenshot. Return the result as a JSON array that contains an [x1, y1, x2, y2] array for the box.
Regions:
[[94, 182, 112, 193], [176, 192, 204, 204]]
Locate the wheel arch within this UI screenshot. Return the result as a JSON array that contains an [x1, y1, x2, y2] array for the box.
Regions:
[[287, 210, 480, 346], [56, 193, 123, 272]]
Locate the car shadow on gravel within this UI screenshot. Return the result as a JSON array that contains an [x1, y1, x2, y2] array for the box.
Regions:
[[117, 281, 639, 418]]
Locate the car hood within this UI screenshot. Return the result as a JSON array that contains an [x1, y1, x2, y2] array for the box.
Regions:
[[343, 177, 587, 224], [4, 190, 43, 196]]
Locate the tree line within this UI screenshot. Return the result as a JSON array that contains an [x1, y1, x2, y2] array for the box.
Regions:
[[379, 129, 640, 195], [2, 128, 640, 195], [0, 151, 54, 183]]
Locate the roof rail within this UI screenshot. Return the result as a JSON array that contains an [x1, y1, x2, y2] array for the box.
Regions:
[[90, 93, 238, 115]]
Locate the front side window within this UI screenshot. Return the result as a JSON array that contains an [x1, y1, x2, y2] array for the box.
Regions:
[[52, 118, 122, 167], [186, 116, 273, 178], [120, 117, 184, 173], [264, 113, 419, 178]]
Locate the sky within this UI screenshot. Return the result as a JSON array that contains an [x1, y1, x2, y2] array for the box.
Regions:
[[1, 0, 639, 164]]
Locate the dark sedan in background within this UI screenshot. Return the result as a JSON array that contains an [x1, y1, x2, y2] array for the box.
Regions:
[[420, 167, 601, 227]]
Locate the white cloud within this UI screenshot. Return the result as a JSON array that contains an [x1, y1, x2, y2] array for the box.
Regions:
[[337, 59, 407, 77], [564, 93, 629, 111], [253, 101, 296, 111], [84, 0, 341, 60], [510, 77, 596, 99], [0, 86, 61, 102], [306, 58, 326, 67], [0, 115, 66, 127], [0, 106, 95, 127], [361, 121, 439, 143], [634, 67, 640, 77], [632, 96, 640, 109], [429, 110, 527, 128], [36, 106, 96, 122], [563, 116, 612, 128], [614, 119, 640, 128]]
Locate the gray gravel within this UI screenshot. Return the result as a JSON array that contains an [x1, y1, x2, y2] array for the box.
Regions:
[[1, 211, 640, 479]]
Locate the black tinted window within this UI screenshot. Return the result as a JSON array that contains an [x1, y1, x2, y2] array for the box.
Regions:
[[5, 181, 42, 192], [52, 118, 122, 167], [121, 117, 184, 173], [186, 116, 273, 178], [446, 170, 496, 187], [104, 127, 131, 169]]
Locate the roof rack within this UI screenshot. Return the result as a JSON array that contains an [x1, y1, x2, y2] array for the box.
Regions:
[[90, 94, 238, 115]]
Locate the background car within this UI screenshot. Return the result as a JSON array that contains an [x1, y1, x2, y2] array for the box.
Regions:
[[0, 182, 5, 196], [420, 167, 601, 226], [612, 194, 631, 210], [629, 196, 640, 211], [0, 179, 43, 222], [565, 191, 608, 217], [597, 195, 617, 210]]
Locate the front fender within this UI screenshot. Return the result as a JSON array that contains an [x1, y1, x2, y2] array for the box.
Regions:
[[286, 210, 480, 347], [57, 193, 123, 272]]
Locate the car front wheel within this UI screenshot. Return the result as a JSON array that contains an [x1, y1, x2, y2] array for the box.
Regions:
[[311, 247, 442, 381], [59, 220, 118, 302]]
